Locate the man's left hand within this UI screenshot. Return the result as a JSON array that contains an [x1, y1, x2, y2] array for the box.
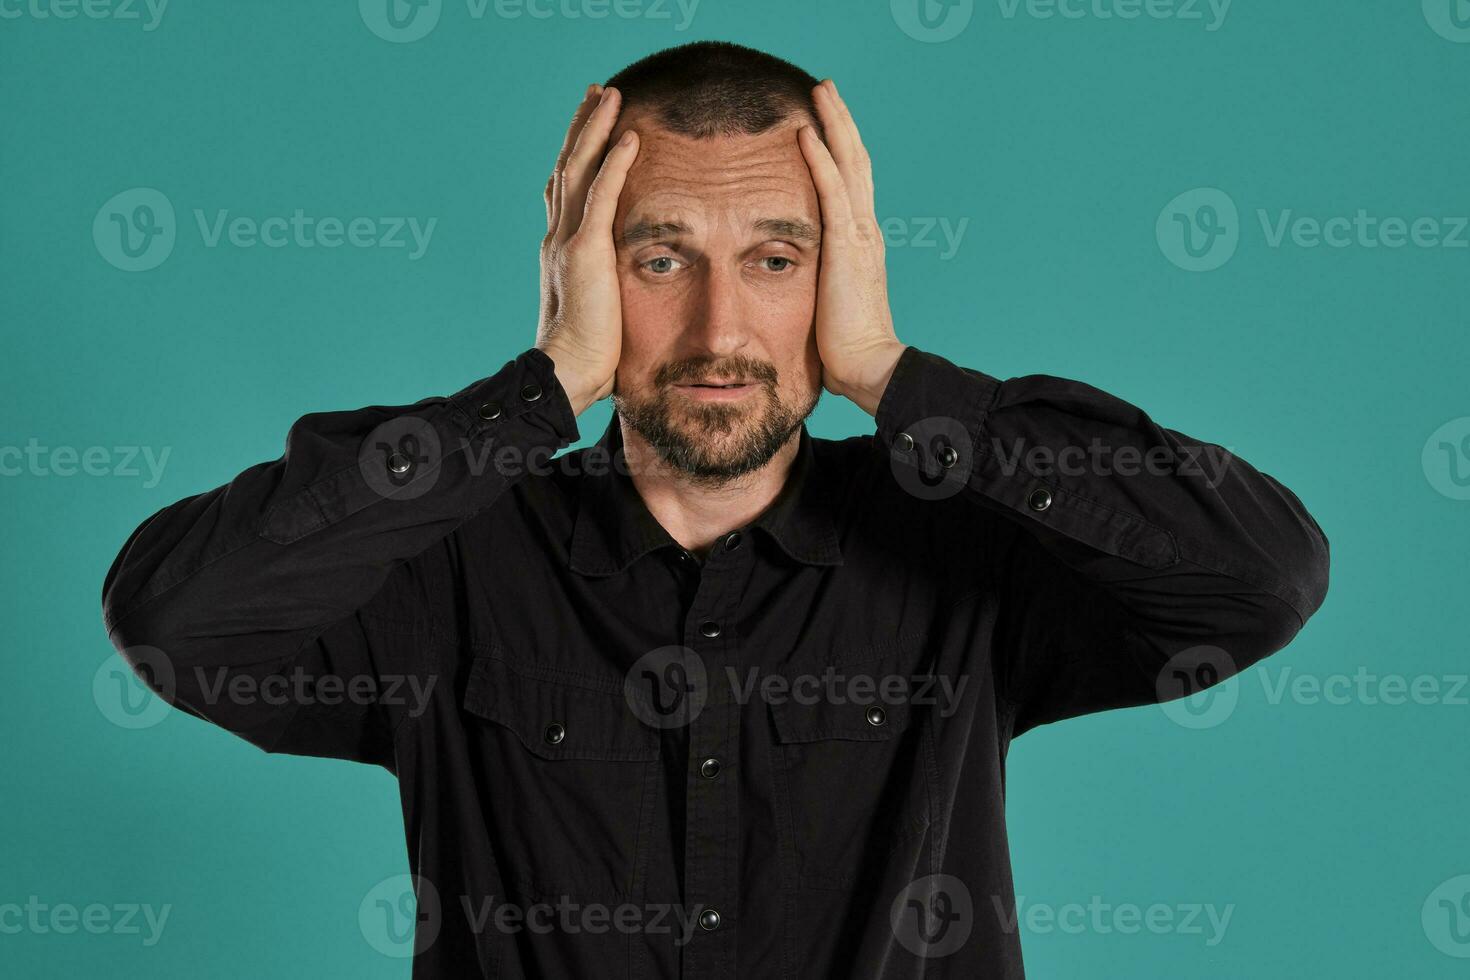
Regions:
[[798, 79, 908, 417]]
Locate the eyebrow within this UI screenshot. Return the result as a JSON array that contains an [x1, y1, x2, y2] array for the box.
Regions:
[[621, 220, 690, 245], [755, 218, 820, 245], [620, 217, 821, 246]]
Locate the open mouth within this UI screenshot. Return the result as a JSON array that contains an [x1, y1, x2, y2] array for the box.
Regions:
[[673, 381, 756, 400]]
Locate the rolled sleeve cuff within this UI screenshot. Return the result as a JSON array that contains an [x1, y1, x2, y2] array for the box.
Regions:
[[447, 346, 580, 446], [875, 345, 1001, 455]]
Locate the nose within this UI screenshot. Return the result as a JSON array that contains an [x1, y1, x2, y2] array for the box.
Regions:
[[686, 260, 749, 360]]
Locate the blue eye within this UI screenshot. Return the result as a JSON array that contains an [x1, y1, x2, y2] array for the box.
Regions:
[[645, 256, 677, 274], [763, 257, 792, 272]]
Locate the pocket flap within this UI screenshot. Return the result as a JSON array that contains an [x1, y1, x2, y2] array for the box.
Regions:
[[767, 633, 933, 744], [769, 694, 916, 743], [463, 656, 660, 762]]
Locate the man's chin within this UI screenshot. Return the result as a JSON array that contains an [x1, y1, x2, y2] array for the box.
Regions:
[[654, 426, 773, 481], [614, 380, 819, 483]]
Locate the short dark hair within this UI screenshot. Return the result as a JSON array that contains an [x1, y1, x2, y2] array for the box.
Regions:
[[605, 41, 823, 140]]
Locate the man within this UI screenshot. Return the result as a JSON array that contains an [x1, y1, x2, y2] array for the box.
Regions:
[[101, 41, 1329, 979]]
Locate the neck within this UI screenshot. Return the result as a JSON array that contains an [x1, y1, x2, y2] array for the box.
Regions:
[[619, 418, 802, 559]]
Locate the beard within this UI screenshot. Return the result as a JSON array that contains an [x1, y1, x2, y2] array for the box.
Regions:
[[612, 354, 819, 486]]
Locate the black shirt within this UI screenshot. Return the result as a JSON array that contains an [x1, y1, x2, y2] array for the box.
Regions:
[[100, 345, 1330, 978]]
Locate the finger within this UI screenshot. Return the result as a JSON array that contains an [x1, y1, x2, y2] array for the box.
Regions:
[[813, 81, 876, 220], [557, 87, 624, 242], [797, 124, 856, 244], [549, 84, 603, 233], [580, 129, 640, 243], [825, 80, 868, 166], [811, 82, 860, 175]]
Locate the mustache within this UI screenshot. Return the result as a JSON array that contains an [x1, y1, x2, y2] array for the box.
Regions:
[[655, 355, 779, 388]]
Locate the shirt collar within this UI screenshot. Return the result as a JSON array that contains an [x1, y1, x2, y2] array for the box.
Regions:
[[568, 412, 843, 577]]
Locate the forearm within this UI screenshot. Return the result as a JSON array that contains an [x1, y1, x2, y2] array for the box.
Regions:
[[536, 341, 607, 418], [876, 346, 1330, 722], [101, 347, 578, 661], [878, 346, 1328, 613]]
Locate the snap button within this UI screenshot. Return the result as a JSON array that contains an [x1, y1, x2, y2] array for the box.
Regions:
[[895, 432, 914, 452], [698, 908, 721, 931], [865, 705, 887, 727], [478, 401, 501, 421], [723, 531, 742, 551], [940, 446, 958, 469], [1027, 487, 1053, 512], [544, 723, 566, 745], [386, 453, 412, 475], [520, 383, 543, 402], [699, 621, 721, 638], [699, 757, 721, 779]]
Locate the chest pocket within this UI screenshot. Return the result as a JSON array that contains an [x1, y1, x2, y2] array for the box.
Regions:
[[768, 629, 937, 891], [461, 653, 661, 903]]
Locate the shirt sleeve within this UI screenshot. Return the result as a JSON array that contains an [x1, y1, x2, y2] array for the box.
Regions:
[[874, 344, 1331, 738], [99, 347, 579, 766]]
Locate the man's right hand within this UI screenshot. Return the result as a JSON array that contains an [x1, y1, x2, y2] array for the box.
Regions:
[[535, 83, 640, 417]]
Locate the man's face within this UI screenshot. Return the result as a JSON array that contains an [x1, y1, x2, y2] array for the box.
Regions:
[[607, 109, 823, 483]]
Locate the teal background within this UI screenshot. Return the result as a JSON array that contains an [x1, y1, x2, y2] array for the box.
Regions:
[[3, 0, 1467, 975]]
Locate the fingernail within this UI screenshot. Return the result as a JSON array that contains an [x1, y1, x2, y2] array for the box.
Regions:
[[619, 130, 636, 146]]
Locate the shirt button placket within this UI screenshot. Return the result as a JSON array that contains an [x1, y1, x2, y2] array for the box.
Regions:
[[678, 529, 747, 979]]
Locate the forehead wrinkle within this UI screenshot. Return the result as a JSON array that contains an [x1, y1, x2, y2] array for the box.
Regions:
[[616, 123, 818, 244], [629, 161, 806, 196], [620, 168, 816, 236], [620, 122, 812, 189]]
